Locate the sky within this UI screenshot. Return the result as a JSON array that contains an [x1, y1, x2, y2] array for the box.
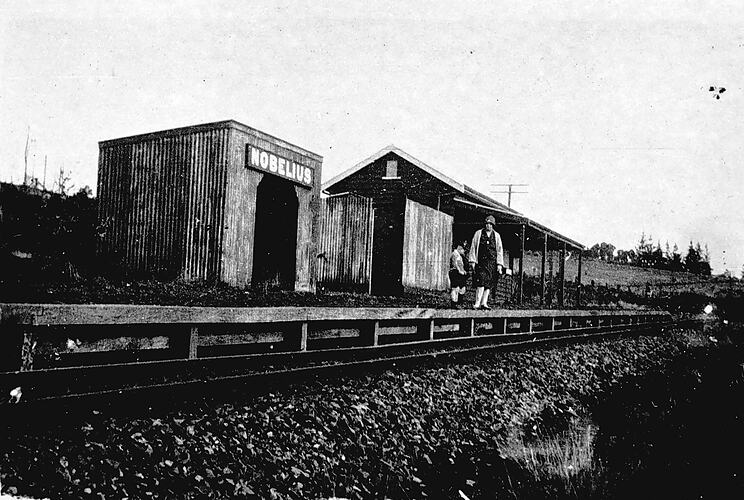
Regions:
[[1, 0, 743, 274]]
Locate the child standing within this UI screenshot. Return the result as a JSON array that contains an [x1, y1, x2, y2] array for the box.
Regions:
[[449, 241, 468, 307]]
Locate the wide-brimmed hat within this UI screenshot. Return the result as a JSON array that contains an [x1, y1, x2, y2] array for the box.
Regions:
[[485, 215, 496, 225]]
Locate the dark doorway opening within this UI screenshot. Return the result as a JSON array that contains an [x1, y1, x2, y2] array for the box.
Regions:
[[370, 203, 404, 296], [252, 175, 299, 290]]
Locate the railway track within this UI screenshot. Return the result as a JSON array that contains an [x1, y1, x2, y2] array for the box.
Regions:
[[0, 303, 683, 408]]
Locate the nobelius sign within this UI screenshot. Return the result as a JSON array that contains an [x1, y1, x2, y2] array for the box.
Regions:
[[246, 145, 314, 188]]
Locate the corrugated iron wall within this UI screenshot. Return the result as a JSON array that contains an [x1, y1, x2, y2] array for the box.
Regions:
[[317, 194, 374, 291], [97, 127, 229, 280], [402, 198, 453, 290]]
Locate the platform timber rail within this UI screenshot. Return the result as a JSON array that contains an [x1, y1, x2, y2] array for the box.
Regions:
[[1, 304, 672, 403]]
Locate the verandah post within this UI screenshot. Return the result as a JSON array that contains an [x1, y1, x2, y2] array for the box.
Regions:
[[559, 242, 566, 307], [577, 251, 583, 306], [541, 233, 548, 305], [518, 224, 525, 305]]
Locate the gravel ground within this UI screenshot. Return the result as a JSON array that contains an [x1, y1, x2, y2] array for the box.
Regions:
[[2, 278, 454, 308], [0, 326, 716, 500], [0, 278, 583, 310]]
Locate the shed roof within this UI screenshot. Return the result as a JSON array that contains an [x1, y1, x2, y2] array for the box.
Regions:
[[323, 146, 583, 250], [99, 120, 323, 162]]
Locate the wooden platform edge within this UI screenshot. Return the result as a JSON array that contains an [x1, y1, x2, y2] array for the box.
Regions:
[[0, 303, 672, 326]]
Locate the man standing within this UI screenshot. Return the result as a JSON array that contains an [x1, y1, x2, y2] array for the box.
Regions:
[[468, 215, 504, 309]]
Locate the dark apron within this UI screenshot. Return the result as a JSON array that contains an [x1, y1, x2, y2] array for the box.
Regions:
[[474, 231, 499, 289]]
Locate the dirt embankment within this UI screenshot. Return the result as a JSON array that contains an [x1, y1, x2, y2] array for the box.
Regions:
[[3, 323, 737, 499], [591, 325, 744, 498]]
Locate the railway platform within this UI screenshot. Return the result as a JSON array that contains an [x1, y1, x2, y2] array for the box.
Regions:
[[0, 304, 672, 404]]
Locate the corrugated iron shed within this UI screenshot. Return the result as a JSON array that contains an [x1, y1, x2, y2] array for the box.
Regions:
[[97, 120, 322, 291]]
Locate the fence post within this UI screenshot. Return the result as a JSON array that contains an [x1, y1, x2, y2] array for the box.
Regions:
[[20, 329, 35, 372], [187, 327, 199, 359], [300, 322, 308, 352], [371, 320, 380, 346]]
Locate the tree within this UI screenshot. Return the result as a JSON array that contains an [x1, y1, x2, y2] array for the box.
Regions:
[[54, 166, 74, 196], [669, 243, 683, 272], [651, 240, 664, 269], [636, 232, 655, 267], [698, 260, 712, 276], [582, 244, 599, 259], [697, 242, 711, 275], [583, 242, 616, 261], [684, 241, 712, 275], [599, 242, 615, 261], [75, 185, 93, 198], [616, 249, 635, 264], [684, 241, 700, 273]]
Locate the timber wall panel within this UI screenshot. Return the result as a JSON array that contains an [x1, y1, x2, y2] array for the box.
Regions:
[[220, 127, 259, 287], [294, 186, 314, 291], [317, 194, 374, 291], [402, 198, 452, 290]]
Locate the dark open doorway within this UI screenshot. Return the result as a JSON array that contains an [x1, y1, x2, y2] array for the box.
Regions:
[[252, 175, 299, 290], [370, 203, 404, 296]]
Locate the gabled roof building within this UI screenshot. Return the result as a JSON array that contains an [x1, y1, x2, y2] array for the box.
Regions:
[[320, 145, 584, 304]]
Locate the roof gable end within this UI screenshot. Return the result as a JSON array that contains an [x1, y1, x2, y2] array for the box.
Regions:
[[322, 146, 465, 193]]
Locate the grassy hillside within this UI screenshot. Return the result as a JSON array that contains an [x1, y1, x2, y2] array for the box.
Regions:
[[521, 252, 708, 288]]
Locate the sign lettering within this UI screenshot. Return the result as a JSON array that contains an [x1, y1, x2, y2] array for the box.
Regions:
[[245, 145, 314, 188]]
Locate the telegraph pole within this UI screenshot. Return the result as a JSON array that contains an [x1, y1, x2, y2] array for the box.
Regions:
[[491, 183, 529, 207], [23, 126, 30, 186]]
